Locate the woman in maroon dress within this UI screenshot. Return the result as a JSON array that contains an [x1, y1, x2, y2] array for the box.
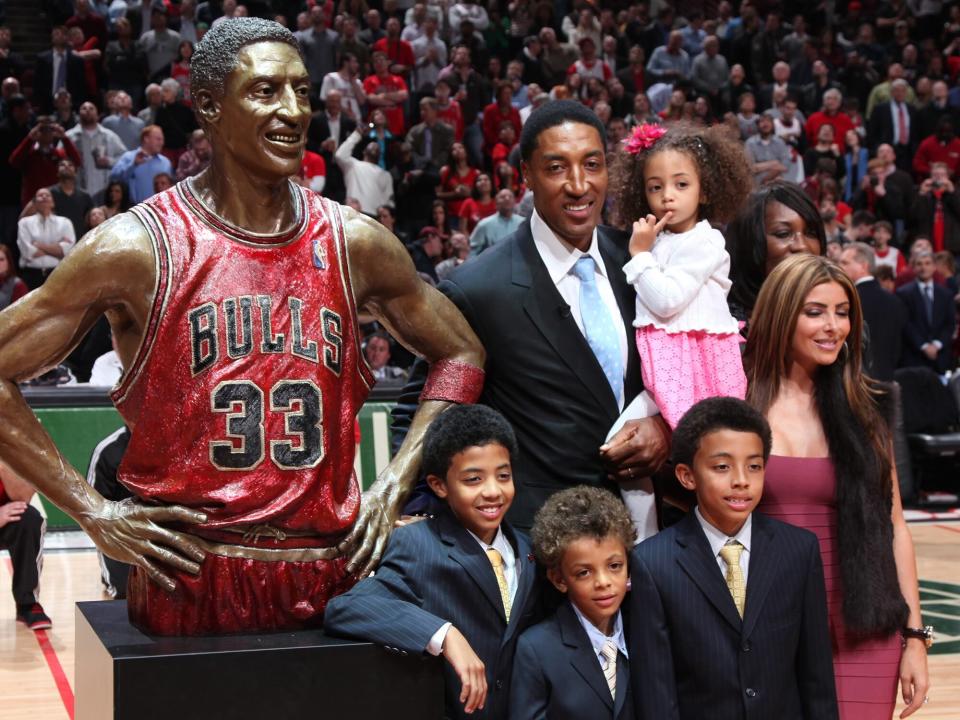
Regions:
[[744, 254, 930, 719]]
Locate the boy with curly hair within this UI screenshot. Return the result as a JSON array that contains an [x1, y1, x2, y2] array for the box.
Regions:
[[509, 486, 636, 720]]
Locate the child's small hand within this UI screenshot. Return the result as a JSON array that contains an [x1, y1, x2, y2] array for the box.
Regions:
[[442, 626, 487, 714], [630, 212, 673, 256]]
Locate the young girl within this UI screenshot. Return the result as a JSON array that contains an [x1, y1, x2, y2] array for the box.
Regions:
[[614, 122, 753, 431]]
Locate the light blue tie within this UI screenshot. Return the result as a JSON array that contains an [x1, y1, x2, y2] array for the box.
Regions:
[[572, 256, 623, 405]]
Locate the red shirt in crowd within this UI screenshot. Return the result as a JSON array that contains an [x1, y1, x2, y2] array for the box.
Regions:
[[804, 110, 855, 153], [913, 136, 960, 179], [8, 134, 82, 206], [459, 196, 496, 235], [439, 165, 479, 217], [372, 36, 415, 77], [481, 103, 522, 154], [437, 99, 464, 141], [301, 150, 327, 188], [363, 72, 409, 136]]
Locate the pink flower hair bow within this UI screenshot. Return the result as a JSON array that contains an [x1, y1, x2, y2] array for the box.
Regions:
[[625, 123, 667, 155]]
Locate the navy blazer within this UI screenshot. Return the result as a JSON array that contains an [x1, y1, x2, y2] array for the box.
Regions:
[[509, 601, 634, 720], [392, 220, 643, 529], [324, 508, 541, 720], [897, 280, 956, 373], [628, 512, 838, 720]]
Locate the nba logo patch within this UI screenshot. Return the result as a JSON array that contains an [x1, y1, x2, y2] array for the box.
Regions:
[[312, 239, 327, 270]]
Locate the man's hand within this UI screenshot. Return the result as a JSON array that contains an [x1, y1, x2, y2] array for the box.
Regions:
[[600, 415, 671, 482], [922, 343, 939, 361], [442, 626, 487, 714], [629, 212, 672, 256], [919, 178, 933, 196], [80, 498, 208, 593], [0, 500, 28, 528], [337, 469, 405, 578], [134, 150, 149, 165]]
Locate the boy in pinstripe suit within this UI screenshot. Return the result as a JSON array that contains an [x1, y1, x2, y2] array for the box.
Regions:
[[628, 398, 837, 720], [324, 405, 541, 720]]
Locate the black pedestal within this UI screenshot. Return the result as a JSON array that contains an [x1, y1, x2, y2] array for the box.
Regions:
[[75, 601, 444, 720]]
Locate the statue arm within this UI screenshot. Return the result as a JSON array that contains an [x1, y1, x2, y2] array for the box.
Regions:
[[337, 207, 484, 576], [0, 213, 206, 591]]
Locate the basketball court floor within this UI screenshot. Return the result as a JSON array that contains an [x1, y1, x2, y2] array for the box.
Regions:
[[1, 518, 959, 719]]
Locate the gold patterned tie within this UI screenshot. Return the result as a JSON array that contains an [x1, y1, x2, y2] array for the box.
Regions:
[[718, 541, 746, 618], [601, 640, 618, 699], [486, 548, 512, 622]]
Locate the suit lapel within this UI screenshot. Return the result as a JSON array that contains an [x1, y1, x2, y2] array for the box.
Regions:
[[614, 652, 630, 718], [438, 510, 506, 623], [741, 514, 776, 640], [501, 526, 537, 646], [674, 514, 743, 633], [513, 224, 621, 418], [557, 602, 614, 710]]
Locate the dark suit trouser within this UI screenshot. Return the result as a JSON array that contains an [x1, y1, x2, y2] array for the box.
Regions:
[[0, 505, 44, 607]]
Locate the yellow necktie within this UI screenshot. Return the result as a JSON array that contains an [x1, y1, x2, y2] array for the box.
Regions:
[[718, 541, 746, 618], [486, 548, 511, 622], [601, 640, 618, 699]]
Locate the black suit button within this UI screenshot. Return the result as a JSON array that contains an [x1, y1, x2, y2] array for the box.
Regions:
[[741, 642, 751, 652], [495, 680, 503, 691], [745, 688, 757, 698]]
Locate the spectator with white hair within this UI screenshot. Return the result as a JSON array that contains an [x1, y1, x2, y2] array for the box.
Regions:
[[137, 82, 162, 124], [804, 88, 855, 153], [154, 77, 197, 161]]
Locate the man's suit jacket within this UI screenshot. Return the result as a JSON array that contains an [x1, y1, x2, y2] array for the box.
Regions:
[[33, 50, 87, 113], [510, 601, 634, 720], [406, 119, 455, 170], [868, 100, 919, 164], [324, 508, 541, 720], [391, 221, 644, 529], [306, 111, 356, 203], [897, 280, 956, 372], [857, 277, 906, 381], [629, 512, 838, 720]]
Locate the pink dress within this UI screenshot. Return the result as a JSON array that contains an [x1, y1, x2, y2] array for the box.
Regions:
[[634, 328, 746, 429], [759, 456, 902, 719]]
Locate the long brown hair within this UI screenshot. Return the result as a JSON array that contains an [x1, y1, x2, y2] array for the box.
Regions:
[[744, 253, 907, 634]]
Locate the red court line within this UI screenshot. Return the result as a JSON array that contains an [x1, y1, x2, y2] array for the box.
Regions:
[[4, 557, 75, 719], [935, 524, 960, 534]]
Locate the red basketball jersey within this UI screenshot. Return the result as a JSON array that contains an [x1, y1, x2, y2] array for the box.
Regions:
[[113, 181, 373, 540]]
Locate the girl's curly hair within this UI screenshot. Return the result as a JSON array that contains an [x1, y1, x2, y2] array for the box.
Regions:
[[611, 122, 753, 228], [530, 486, 636, 570]]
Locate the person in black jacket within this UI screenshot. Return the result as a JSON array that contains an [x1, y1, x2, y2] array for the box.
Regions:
[[897, 251, 956, 373], [838, 242, 905, 381]]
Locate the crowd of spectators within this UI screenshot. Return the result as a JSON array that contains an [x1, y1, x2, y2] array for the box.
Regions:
[[3, 0, 960, 382]]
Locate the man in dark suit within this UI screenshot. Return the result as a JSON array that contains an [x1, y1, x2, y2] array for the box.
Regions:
[[392, 101, 670, 529], [306, 89, 356, 202], [629, 398, 838, 720], [868, 79, 918, 172], [838, 242, 905, 381], [32, 26, 86, 114], [405, 96, 454, 171], [897, 251, 956, 373]]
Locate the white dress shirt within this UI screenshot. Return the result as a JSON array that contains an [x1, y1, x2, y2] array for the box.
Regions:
[[17, 213, 76, 271], [334, 131, 395, 214], [426, 526, 518, 655], [623, 220, 740, 335], [695, 507, 752, 585], [530, 209, 628, 409], [571, 602, 629, 669]]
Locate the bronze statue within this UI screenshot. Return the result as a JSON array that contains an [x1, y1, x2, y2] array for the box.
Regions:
[[0, 19, 484, 635]]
